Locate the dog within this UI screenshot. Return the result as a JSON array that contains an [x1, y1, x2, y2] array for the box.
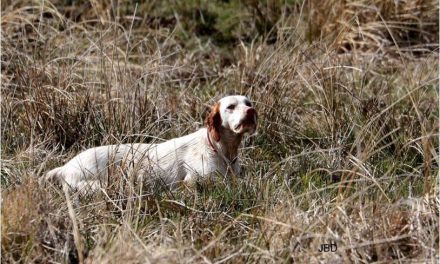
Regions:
[[42, 95, 258, 192]]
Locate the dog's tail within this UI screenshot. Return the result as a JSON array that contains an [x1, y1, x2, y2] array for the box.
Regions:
[[39, 167, 63, 186]]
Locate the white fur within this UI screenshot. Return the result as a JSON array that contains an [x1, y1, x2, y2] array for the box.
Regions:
[[43, 95, 257, 192]]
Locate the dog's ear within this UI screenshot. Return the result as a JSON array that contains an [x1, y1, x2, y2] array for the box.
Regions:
[[205, 102, 221, 141]]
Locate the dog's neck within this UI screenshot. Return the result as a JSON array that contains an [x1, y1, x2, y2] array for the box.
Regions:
[[207, 128, 243, 162]]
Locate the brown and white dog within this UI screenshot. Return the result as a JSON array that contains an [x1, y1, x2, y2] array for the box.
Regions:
[[43, 95, 257, 191]]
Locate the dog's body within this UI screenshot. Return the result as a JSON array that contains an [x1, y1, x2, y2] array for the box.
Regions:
[[44, 95, 257, 191]]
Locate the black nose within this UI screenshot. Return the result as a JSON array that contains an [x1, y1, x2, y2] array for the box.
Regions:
[[246, 108, 256, 116]]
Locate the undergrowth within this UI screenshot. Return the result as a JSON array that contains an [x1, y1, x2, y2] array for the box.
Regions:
[[1, 0, 439, 263]]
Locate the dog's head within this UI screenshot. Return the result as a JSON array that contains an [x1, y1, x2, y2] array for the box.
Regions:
[[206, 95, 258, 141]]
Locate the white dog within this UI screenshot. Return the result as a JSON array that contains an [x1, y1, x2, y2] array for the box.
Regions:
[[43, 95, 258, 191]]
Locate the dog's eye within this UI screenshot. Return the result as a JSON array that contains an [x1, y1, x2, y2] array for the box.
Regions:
[[244, 101, 252, 107], [227, 104, 236, 110]]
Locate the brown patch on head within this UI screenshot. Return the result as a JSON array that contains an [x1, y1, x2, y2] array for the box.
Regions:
[[205, 102, 222, 141]]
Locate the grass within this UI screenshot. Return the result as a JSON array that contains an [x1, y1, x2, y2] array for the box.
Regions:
[[1, 0, 439, 263]]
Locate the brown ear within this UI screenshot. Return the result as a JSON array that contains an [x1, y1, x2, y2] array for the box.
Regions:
[[205, 102, 221, 141]]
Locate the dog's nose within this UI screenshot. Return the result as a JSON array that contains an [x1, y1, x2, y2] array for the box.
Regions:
[[246, 107, 256, 116]]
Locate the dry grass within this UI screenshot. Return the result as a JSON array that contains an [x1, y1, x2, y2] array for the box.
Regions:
[[1, 0, 439, 263]]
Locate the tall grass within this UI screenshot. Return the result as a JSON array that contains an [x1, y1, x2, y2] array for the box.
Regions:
[[1, 0, 439, 263]]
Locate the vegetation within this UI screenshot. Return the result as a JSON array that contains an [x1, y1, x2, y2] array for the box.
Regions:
[[2, 0, 438, 262]]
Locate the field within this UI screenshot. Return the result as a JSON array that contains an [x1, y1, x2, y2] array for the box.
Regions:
[[1, 0, 439, 263]]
